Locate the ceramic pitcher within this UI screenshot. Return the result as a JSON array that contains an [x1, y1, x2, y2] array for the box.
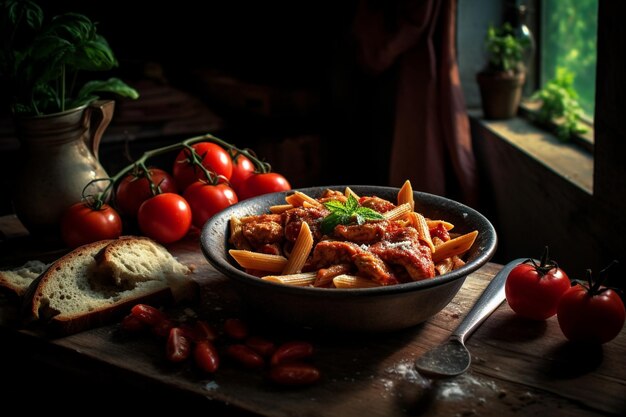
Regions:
[[12, 100, 114, 235]]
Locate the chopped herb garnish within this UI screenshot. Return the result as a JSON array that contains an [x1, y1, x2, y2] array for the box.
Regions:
[[320, 195, 384, 235]]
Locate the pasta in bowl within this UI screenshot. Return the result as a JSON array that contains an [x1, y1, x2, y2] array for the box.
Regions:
[[200, 183, 497, 332]]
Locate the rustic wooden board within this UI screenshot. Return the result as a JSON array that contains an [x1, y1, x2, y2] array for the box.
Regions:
[[1, 233, 625, 416]]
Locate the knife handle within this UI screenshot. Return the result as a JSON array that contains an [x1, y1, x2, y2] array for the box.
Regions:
[[452, 258, 529, 343]]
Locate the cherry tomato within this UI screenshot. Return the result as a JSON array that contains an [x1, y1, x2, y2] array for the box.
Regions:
[[225, 344, 265, 370], [137, 193, 192, 244], [172, 142, 233, 192], [245, 336, 276, 357], [505, 249, 571, 320], [230, 152, 255, 193], [60, 201, 122, 248], [130, 304, 168, 327], [194, 341, 220, 373], [115, 168, 177, 217], [269, 362, 321, 386], [557, 266, 625, 344], [120, 314, 146, 332], [183, 182, 238, 229], [223, 318, 248, 340], [166, 327, 192, 363], [238, 172, 291, 200], [270, 341, 314, 366]]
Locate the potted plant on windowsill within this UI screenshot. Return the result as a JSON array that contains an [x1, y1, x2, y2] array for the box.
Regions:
[[476, 22, 531, 120], [0, 0, 139, 235]]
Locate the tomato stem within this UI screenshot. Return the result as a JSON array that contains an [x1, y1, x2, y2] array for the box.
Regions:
[[523, 246, 558, 277], [87, 133, 271, 205]]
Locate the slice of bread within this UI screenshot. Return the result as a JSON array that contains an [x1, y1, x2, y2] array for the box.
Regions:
[[0, 260, 50, 297], [24, 237, 196, 335]]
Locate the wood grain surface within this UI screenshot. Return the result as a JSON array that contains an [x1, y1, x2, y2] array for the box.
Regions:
[[1, 232, 625, 416]]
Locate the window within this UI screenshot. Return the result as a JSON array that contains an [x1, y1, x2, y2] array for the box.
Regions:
[[540, 0, 598, 121]]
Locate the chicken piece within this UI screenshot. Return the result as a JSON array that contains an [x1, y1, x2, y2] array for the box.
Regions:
[[334, 221, 387, 244], [353, 252, 398, 286], [308, 240, 363, 269], [241, 216, 284, 247], [370, 226, 435, 280], [283, 207, 327, 243], [359, 196, 396, 213]]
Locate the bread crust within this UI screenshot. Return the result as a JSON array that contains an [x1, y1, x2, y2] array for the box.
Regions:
[[21, 237, 197, 336]]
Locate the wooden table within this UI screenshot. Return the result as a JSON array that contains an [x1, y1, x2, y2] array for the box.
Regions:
[[1, 225, 624, 416]]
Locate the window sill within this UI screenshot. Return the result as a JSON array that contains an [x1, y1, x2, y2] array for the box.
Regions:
[[468, 109, 594, 194]]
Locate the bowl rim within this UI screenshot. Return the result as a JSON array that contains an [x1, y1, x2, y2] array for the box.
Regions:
[[200, 185, 497, 298]]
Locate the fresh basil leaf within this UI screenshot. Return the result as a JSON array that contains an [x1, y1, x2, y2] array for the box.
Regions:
[[321, 212, 348, 235], [345, 195, 359, 212], [323, 199, 349, 214], [76, 78, 139, 100], [355, 206, 384, 220]]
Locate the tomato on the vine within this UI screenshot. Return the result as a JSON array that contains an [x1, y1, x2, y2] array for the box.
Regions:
[[115, 168, 177, 217], [183, 181, 238, 229], [60, 201, 122, 248], [137, 193, 192, 244], [557, 263, 625, 344], [505, 247, 571, 320], [172, 142, 233, 192], [238, 172, 291, 200], [229, 152, 255, 194]]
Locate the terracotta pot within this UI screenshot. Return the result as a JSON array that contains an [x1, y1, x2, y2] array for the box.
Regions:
[[12, 100, 114, 236], [476, 71, 526, 120]]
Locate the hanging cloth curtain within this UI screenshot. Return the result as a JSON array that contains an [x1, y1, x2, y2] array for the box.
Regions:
[[353, 0, 477, 207]]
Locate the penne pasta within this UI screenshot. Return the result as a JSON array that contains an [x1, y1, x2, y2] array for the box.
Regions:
[[332, 274, 381, 289], [285, 191, 322, 208], [435, 257, 455, 275], [383, 203, 413, 221], [397, 180, 415, 211], [344, 187, 360, 200], [262, 272, 317, 286], [229, 249, 288, 273], [426, 219, 455, 231], [269, 204, 294, 214], [410, 212, 435, 253], [432, 230, 478, 263], [282, 222, 314, 275]]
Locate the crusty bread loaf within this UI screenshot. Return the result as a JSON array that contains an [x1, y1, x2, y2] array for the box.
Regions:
[[0, 260, 49, 297], [24, 237, 196, 335]]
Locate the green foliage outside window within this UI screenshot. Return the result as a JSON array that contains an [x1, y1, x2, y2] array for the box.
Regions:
[[531, 67, 587, 141], [541, 0, 597, 119]]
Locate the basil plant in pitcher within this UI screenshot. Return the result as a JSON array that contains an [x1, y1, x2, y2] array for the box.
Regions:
[[0, 0, 139, 236], [0, 0, 138, 115]]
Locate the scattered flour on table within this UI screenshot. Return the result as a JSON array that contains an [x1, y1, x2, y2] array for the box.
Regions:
[[204, 381, 220, 391], [381, 359, 499, 402]]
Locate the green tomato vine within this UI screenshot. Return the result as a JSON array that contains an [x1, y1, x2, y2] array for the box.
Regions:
[[80, 133, 272, 210]]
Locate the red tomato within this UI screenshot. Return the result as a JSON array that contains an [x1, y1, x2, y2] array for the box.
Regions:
[[60, 201, 122, 248], [223, 318, 248, 340], [115, 168, 177, 217], [230, 153, 255, 193], [130, 304, 168, 327], [505, 251, 571, 320], [238, 172, 291, 200], [137, 193, 192, 244], [557, 268, 625, 344], [225, 344, 265, 370], [269, 362, 321, 386], [194, 341, 220, 373], [166, 327, 192, 363], [270, 341, 314, 366], [183, 182, 238, 229], [172, 142, 233, 192]]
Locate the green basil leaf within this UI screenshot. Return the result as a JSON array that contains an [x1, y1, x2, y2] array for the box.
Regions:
[[345, 195, 359, 212], [323, 199, 349, 214], [355, 206, 385, 220]]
